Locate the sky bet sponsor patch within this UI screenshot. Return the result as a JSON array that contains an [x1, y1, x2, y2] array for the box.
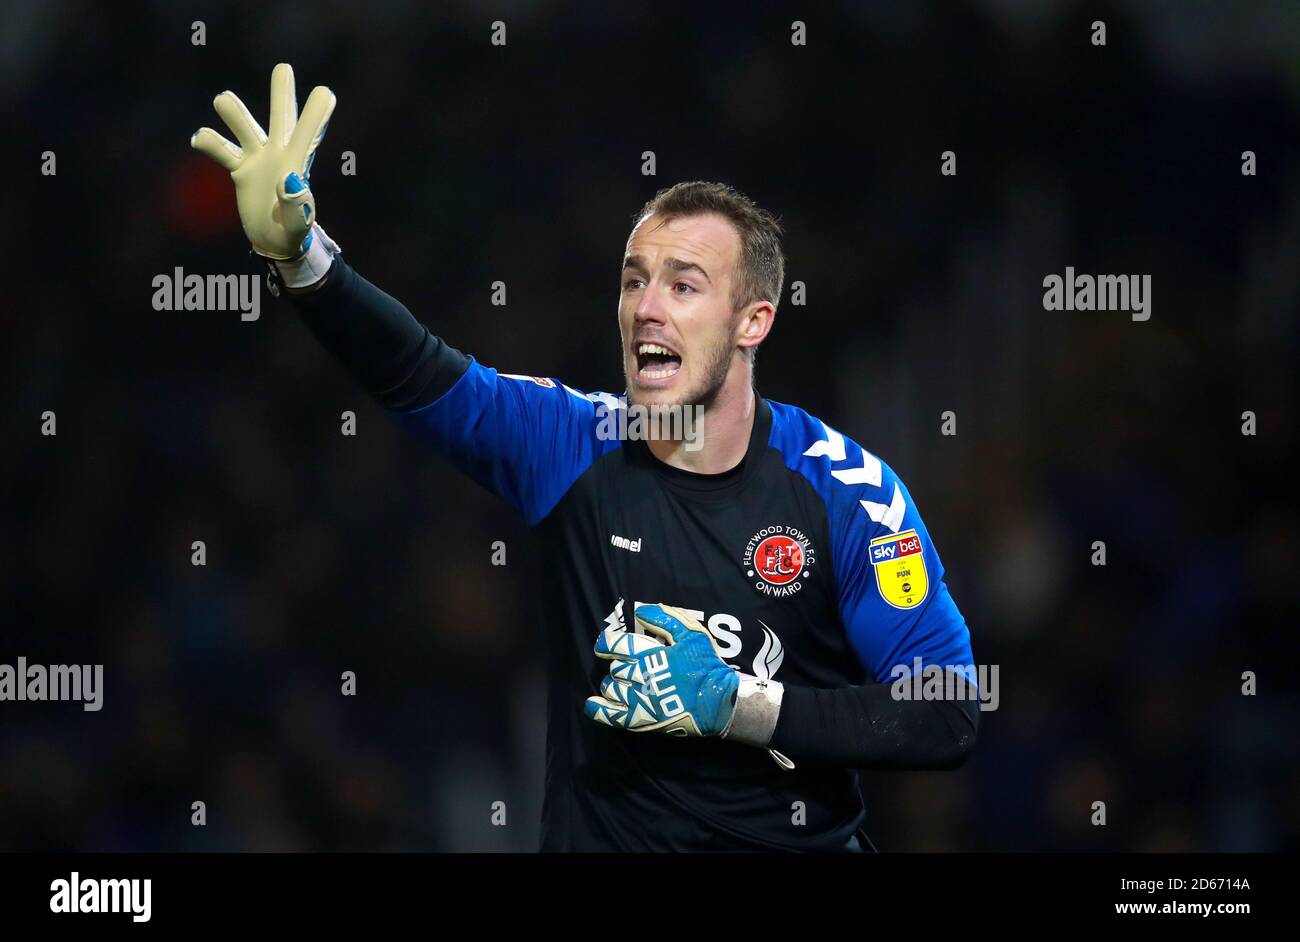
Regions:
[[868, 529, 928, 609]]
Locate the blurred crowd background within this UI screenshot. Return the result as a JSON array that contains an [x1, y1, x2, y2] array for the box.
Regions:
[[2, 0, 1297, 851]]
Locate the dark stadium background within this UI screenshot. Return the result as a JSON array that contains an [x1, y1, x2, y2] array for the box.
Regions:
[[2, 0, 1297, 852]]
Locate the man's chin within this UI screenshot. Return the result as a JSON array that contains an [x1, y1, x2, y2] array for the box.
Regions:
[[628, 391, 679, 410]]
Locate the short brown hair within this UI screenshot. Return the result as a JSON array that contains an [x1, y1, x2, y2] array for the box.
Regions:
[[633, 181, 785, 316]]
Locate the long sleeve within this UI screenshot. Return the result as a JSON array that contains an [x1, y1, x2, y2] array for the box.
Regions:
[[770, 679, 978, 769], [282, 257, 619, 524], [286, 256, 469, 410]]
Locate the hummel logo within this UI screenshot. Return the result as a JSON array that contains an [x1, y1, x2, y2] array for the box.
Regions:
[[610, 533, 642, 553]]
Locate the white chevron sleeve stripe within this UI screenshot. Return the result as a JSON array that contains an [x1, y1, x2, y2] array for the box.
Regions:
[[859, 482, 907, 533]]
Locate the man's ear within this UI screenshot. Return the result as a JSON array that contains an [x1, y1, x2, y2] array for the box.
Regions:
[[736, 300, 776, 354]]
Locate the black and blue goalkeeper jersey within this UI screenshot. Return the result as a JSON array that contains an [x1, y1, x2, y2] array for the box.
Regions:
[[290, 258, 976, 852]]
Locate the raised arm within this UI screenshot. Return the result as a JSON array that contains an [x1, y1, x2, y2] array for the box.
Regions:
[[191, 63, 612, 524]]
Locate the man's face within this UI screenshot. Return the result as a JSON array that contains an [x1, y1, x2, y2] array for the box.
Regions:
[[619, 212, 744, 409]]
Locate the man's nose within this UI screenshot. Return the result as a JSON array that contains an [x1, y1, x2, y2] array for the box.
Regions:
[[633, 291, 667, 326]]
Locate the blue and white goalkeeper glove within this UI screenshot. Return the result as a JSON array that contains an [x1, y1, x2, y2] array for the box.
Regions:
[[191, 63, 339, 287], [584, 603, 794, 768], [585, 603, 740, 737]]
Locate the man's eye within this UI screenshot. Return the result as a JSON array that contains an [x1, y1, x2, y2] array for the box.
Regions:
[[674, 282, 695, 294], [623, 278, 644, 290]]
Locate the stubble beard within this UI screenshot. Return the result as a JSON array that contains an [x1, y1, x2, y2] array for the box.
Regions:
[[625, 329, 734, 413]]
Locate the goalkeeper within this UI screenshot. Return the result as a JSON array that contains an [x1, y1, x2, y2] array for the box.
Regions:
[[192, 65, 979, 852]]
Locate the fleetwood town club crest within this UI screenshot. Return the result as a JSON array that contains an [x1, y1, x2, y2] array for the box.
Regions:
[[868, 529, 929, 609], [742, 525, 817, 598]]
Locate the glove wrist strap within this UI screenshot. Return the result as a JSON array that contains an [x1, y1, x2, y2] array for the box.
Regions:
[[269, 223, 340, 290], [724, 674, 784, 748]]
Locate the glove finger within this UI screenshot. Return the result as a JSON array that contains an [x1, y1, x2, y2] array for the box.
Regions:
[[213, 90, 268, 152], [599, 675, 629, 704], [268, 63, 298, 146], [584, 695, 630, 728], [288, 84, 336, 176], [594, 624, 663, 661], [601, 675, 663, 722], [190, 127, 242, 171], [606, 657, 645, 685], [269, 61, 299, 144], [601, 674, 653, 705], [637, 603, 717, 650], [620, 693, 662, 730], [585, 692, 661, 731], [633, 603, 690, 645], [660, 603, 728, 657]]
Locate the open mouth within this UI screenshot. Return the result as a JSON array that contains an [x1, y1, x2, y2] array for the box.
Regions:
[[635, 342, 683, 381]]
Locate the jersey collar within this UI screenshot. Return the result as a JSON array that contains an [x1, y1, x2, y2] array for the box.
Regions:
[[633, 395, 772, 497]]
